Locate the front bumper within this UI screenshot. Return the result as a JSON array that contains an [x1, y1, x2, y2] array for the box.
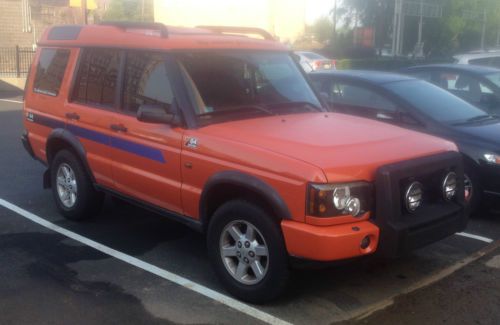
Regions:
[[281, 220, 379, 261], [282, 152, 468, 262]]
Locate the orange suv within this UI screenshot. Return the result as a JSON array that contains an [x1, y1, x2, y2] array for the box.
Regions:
[[22, 23, 467, 303]]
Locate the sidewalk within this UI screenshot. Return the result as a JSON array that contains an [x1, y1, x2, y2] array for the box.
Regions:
[[348, 241, 500, 325]]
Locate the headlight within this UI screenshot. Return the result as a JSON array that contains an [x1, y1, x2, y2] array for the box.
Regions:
[[484, 153, 500, 165], [442, 172, 457, 201], [307, 182, 373, 217], [405, 181, 423, 212]]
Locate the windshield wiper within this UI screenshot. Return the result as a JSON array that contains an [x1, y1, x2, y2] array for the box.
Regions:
[[198, 105, 275, 117], [453, 114, 497, 125], [265, 101, 323, 112]]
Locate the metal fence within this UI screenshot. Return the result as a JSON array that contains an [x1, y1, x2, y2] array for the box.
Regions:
[[0, 46, 35, 77]]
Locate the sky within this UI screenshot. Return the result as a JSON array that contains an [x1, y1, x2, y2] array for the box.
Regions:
[[305, 0, 336, 24]]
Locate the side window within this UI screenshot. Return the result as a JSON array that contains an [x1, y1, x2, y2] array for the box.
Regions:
[[440, 72, 482, 102], [123, 51, 173, 114], [72, 48, 120, 107], [329, 82, 397, 112], [33, 48, 70, 96]]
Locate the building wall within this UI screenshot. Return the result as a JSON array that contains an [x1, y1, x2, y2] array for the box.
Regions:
[[0, 0, 35, 47], [154, 0, 306, 44]]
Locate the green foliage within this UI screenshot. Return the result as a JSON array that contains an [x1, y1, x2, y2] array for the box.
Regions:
[[336, 58, 452, 71], [341, 0, 500, 57], [103, 0, 153, 22]]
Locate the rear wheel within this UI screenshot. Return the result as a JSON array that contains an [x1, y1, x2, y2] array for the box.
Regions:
[[51, 149, 103, 220], [207, 200, 289, 303]]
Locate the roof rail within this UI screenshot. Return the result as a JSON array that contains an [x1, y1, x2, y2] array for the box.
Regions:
[[99, 21, 168, 38], [196, 26, 274, 41]]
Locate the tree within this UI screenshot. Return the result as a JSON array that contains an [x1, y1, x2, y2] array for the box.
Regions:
[[103, 0, 153, 22]]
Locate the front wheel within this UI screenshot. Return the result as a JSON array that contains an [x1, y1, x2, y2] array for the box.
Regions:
[[207, 200, 289, 303]]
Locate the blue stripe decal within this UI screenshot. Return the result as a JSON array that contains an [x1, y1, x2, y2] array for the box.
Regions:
[[32, 114, 166, 163], [110, 136, 166, 163]]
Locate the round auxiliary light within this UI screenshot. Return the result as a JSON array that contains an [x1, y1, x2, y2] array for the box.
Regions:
[[405, 181, 423, 212], [333, 186, 350, 210], [346, 197, 362, 217], [442, 172, 457, 201]]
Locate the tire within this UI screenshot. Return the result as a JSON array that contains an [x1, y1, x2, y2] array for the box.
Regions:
[[50, 149, 103, 220], [207, 200, 290, 304], [464, 164, 482, 217]]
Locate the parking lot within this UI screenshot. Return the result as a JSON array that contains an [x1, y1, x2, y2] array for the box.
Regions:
[[1, 95, 500, 325]]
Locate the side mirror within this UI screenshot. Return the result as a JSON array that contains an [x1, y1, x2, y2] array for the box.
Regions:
[[137, 102, 180, 125]]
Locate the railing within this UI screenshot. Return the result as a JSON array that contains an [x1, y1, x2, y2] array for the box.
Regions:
[[0, 46, 35, 77]]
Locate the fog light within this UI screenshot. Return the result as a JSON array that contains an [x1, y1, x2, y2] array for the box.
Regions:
[[405, 181, 423, 212], [360, 236, 370, 249], [346, 197, 362, 216], [333, 186, 350, 210], [442, 172, 457, 201]]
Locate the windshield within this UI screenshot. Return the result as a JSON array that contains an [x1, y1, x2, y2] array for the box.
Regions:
[[177, 51, 322, 124], [485, 72, 500, 88], [383, 79, 487, 123]]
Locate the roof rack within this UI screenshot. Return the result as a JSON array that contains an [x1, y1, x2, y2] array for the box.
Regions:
[[99, 21, 168, 38], [196, 26, 274, 41]]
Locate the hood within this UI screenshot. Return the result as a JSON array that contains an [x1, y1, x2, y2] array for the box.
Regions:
[[199, 113, 457, 182], [452, 120, 500, 148]]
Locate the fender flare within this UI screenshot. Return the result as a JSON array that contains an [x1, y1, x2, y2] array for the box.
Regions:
[[45, 129, 96, 185], [199, 171, 293, 227]]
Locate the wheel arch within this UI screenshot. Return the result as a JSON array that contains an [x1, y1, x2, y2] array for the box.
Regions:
[[45, 129, 95, 188], [199, 171, 293, 231]]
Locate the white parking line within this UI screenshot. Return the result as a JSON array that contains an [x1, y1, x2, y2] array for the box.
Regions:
[[456, 232, 494, 243], [0, 99, 23, 104], [0, 198, 292, 325]]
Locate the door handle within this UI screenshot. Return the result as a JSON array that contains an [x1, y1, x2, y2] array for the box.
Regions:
[[110, 124, 128, 132], [65, 112, 80, 120]]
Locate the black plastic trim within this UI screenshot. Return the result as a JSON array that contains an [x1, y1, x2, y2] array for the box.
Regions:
[[96, 185, 203, 232], [374, 151, 468, 257], [46, 129, 96, 184], [199, 171, 293, 226]]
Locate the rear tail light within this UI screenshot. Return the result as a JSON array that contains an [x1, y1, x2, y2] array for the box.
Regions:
[[312, 60, 321, 69], [331, 59, 337, 68]]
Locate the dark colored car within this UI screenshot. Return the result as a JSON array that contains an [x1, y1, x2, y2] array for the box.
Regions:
[[310, 70, 500, 214], [401, 64, 500, 115]]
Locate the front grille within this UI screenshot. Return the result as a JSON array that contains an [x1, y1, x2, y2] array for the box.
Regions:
[[373, 151, 467, 257]]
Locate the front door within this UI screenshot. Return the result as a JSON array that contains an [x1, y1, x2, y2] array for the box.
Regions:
[[109, 51, 184, 213]]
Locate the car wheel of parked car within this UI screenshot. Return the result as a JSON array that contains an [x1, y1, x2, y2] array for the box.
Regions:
[[207, 200, 289, 304], [464, 166, 482, 216], [51, 149, 103, 220]]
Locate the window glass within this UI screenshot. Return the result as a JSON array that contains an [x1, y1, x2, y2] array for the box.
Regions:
[[485, 72, 500, 88], [438, 72, 484, 102], [384, 80, 485, 123], [123, 52, 173, 113], [177, 51, 321, 123], [326, 81, 396, 111], [301, 52, 325, 60], [72, 48, 119, 107], [33, 48, 70, 96]]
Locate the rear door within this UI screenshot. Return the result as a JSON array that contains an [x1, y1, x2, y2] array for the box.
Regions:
[[109, 51, 184, 213], [65, 48, 121, 189]]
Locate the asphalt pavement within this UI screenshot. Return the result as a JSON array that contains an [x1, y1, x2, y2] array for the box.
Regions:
[[1, 95, 500, 325]]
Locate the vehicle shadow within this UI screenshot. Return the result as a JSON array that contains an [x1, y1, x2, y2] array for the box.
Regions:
[[0, 231, 173, 324], [0, 79, 24, 99]]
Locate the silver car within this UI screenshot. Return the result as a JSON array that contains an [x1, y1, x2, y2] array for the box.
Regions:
[[295, 51, 336, 73], [454, 51, 500, 69]]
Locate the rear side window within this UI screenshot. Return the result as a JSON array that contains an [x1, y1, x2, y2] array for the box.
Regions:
[[123, 51, 173, 114], [33, 48, 70, 96], [72, 48, 120, 107]]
